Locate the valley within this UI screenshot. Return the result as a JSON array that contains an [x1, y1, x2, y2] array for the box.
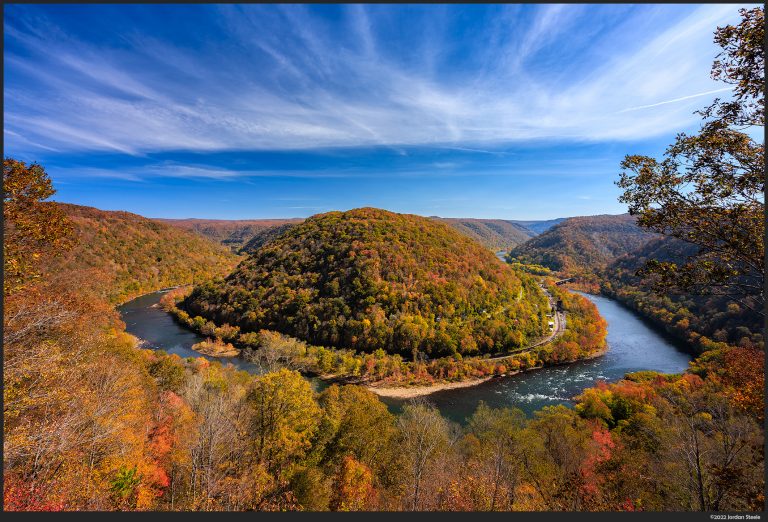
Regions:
[[6, 164, 763, 511], [4, 4, 764, 513], [101, 204, 760, 403], [117, 285, 692, 423]]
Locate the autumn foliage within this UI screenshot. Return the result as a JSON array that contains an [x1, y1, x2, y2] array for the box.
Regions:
[[2, 180, 764, 512], [4, 14, 765, 506], [3, 158, 73, 296], [162, 280, 606, 387], [181, 207, 551, 358]]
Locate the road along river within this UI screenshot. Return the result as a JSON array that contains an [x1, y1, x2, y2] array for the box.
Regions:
[[378, 292, 693, 422], [119, 290, 693, 424]]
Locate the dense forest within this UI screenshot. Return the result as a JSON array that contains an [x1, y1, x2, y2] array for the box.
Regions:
[[9, 343, 764, 511], [161, 281, 606, 387], [507, 214, 659, 275], [158, 218, 303, 252], [46, 204, 239, 304], [600, 237, 764, 353], [181, 208, 551, 358], [239, 223, 301, 253]]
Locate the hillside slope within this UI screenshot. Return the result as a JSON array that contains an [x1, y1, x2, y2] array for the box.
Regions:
[[239, 223, 300, 253], [157, 217, 303, 251], [46, 204, 239, 304], [435, 218, 536, 250], [602, 236, 763, 351], [182, 207, 550, 357], [508, 214, 659, 273]]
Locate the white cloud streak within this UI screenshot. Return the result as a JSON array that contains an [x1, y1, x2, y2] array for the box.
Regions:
[[617, 87, 733, 113], [4, 4, 754, 156]]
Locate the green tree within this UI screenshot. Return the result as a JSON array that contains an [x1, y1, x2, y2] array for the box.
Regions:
[[247, 369, 321, 474], [109, 465, 141, 508], [616, 7, 764, 316], [316, 385, 400, 489]]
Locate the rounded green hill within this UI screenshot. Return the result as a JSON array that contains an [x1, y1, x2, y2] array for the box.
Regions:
[[181, 207, 549, 358]]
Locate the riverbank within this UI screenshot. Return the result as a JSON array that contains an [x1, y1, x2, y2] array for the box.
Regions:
[[191, 339, 241, 357], [588, 289, 704, 357], [366, 375, 496, 398], [115, 284, 190, 308], [118, 288, 691, 423], [365, 343, 609, 399], [132, 283, 609, 395]]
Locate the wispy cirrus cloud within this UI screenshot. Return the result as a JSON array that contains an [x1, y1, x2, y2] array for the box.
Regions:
[[4, 4, 754, 158], [617, 87, 733, 113]]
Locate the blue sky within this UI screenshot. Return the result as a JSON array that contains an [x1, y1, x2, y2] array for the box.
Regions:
[[4, 4, 755, 219]]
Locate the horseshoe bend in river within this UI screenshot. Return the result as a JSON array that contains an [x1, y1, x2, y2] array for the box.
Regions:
[[118, 290, 693, 424]]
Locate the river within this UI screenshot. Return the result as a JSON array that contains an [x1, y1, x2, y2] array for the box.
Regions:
[[380, 292, 693, 422], [118, 290, 692, 424]]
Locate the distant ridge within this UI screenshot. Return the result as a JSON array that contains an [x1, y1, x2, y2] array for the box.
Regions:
[[508, 213, 659, 273], [157, 217, 304, 251], [434, 218, 536, 250], [508, 217, 567, 235], [159, 214, 571, 253]]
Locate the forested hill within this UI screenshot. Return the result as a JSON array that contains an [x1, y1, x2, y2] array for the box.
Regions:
[[508, 214, 659, 274], [45, 204, 239, 304], [157, 217, 304, 251], [160, 215, 567, 254], [181, 207, 550, 357], [434, 218, 536, 250], [601, 236, 764, 352]]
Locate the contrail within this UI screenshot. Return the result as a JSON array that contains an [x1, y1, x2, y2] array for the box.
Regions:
[[618, 87, 732, 113]]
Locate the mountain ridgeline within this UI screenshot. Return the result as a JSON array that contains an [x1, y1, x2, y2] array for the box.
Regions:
[[181, 208, 550, 358], [507, 217, 566, 235], [508, 214, 659, 274], [240, 222, 303, 253], [157, 217, 304, 252], [165, 215, 564, 253]]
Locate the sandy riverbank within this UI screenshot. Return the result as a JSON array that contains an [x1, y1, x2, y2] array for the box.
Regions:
[[366, 375, 497, 399], [191, 341, 241, 358], [363, 343, 609, 399], [193, 346, 241, 358]]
